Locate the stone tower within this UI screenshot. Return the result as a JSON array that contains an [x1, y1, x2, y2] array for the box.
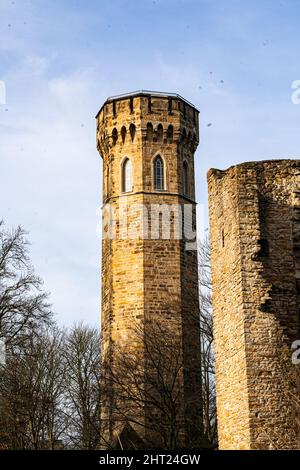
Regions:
[[96, 91, 203, 449], [208, 160, 300, 450]]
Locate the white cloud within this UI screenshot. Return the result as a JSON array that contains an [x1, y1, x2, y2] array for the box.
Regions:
[[0, 52, 103, 326], [1, 0, 300, 328]]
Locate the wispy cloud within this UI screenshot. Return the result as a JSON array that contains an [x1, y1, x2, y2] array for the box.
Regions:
[[1, 0, 300, 326]]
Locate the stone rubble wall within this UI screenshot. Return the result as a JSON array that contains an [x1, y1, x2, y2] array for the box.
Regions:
[[208, 160, 300, 449]]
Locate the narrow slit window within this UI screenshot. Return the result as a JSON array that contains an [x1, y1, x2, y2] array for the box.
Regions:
[[183, 161, 188, 195], [129, 123, 136, 142], [166, 124, 173, 143], [146, 122, 153, 141], [121, 126, 126, 144], [258, 238, 269, 257], [106, 164, 110, 197], [112, 128, 118, 145], [122, 158, 132, 193], [157, 124, 163, 142]]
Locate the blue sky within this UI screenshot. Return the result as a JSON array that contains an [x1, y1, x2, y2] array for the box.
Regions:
[[1, 0, 300, 326]]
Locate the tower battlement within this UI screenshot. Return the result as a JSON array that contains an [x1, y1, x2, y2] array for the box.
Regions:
[[96, 91, 199, 204], [96, 90, 199, 160]]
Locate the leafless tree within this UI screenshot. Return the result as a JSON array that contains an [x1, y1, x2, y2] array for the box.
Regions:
[[101, 236, 217, 450], [0, 323, 103, 450], [102, 319, 201, 450], [198, 235, 217, 446], [0, 221, 52, 349], [0, 219, 216, 450], [63, 323, 101, 449], [0, 327, 67, 449]]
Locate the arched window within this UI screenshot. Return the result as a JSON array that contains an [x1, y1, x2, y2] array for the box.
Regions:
[[146, 122, 153, 141], [129, 123, 136, 142], [154, 155, 164, 190], [112, 128, 118, 145], [183, 161, 188, 195], [122, 158, 132, 193], [157, 124, 163, 142], [121, 126, 126, 144], [166, 124, 173, 143]]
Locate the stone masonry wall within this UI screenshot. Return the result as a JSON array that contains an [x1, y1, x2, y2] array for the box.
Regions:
[[208, 160, 300, 450]]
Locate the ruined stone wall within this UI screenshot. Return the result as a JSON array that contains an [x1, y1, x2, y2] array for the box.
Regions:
[[208, 160, 300, 450], [97, 92, 203, 448]]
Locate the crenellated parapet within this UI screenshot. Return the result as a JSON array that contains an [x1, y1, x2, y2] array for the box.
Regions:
[[96, 90, 199, 158], [96, 91, 199, 202]]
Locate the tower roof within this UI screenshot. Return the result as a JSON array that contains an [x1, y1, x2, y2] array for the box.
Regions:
[[96, 90, 199, 118]]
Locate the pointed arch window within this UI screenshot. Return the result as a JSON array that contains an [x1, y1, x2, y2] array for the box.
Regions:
[[112, 128, 118, 146], [166, 124, 173, 143], [129, 123, 136, 142], [154, 155, 164, 190], [121, 126, 126, 144], [146, 122, 153, 141], [183, 161, 188, 195], [157, 124, 163, 142], [122, 158, 132, 193]]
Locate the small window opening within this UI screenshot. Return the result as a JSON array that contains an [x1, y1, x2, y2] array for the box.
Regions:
[[121, 126, 126, 144], [166, 125, 173, 143], [129, 123, 136, 142], [112, 128, 118, 145], [146, 122, 153, 141], [258, 238, 269, 257], [183, 161, 188, 196], [157, 124, 163, 142], [122, 158, 132, 193]]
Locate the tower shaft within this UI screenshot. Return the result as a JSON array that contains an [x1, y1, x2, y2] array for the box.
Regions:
[[97, 91, 203, 449]]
